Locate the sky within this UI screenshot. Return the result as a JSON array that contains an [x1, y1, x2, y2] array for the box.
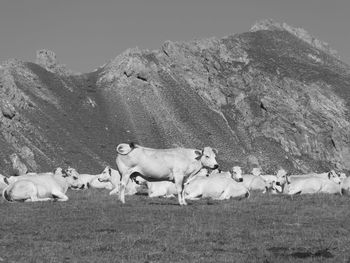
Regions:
[[0, 0, 349, 73]]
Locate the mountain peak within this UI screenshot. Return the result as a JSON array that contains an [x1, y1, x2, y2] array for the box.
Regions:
[[35, 49, 77, 75], [250, 19, 338, 57]]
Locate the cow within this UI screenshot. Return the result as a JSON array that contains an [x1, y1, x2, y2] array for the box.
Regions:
[[6, 170, 58, 185], [282, 170, 342, 195], [209, 166, 244, 182], [96, 166, 145, 196], [146, 168, 211, 198], [252, 168, 278, 185], [2, 167, 84, 202], [269, 180, 283, 194], [184, 175, 250, 200], [115, 143, 219, 205], [233, 166, 272, 193], [68, 168, 113, 190], [275, 169, 342, 186], [289, 171, 345, 181], [146, 181, 177, 198]]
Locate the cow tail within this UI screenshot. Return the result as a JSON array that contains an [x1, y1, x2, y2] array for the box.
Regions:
[[116, 142, 136, 155], [3, 188, 12, 202]]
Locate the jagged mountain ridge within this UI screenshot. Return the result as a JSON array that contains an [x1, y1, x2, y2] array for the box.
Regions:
[[1, 19, 350, 175]]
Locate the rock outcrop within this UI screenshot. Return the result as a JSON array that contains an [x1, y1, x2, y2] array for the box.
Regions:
[[0, 20, 349, 175], [36, 49, 74, 75]]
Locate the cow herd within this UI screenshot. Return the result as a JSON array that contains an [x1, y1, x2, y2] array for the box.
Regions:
[[1, 142, 350, 205]]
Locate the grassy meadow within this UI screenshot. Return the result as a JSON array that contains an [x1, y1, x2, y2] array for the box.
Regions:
[[1, 189, 350, 262]]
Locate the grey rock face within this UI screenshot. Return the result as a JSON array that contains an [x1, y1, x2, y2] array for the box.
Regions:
[[0, 20, 349, 175]]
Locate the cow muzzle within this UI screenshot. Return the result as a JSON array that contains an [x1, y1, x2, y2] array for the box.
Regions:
[[238, 178, 243, 182], [213, 164, 219, 169]]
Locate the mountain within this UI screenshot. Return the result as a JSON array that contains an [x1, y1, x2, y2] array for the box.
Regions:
[[1, 19, 350, 175]]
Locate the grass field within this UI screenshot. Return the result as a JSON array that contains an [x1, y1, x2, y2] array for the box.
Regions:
[[1, 190, 350, 263]]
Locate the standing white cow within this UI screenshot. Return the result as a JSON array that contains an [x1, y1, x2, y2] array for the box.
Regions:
[[3, 167, 84, 202], [115, 143, 219, 205]]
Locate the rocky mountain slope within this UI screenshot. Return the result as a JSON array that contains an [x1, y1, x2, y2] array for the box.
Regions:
[[1, 19, 350, 175]]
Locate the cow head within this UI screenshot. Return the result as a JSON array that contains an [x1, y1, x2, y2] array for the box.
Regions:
[[328, 170, 342, 184], [275, 168, 289, 186], [252, 167, 262, 177], [53, 167, 63, 175], [339, 172, 347, 180], [131, 175, 147, 185], [270, 181, 283, 194], [231, 166, 243, 182], [63, 167, 85, 189], [195, 147, 219, 170], [97, 166, 112, 182]]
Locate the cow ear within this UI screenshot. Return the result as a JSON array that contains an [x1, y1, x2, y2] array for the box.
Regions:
[[4, 177, 9, 185], [62, 170, 69, 178], [212, 148, 218, 155], [194, 150, 202, 160]]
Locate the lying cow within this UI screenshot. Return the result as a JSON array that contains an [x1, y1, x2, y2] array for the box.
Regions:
[[253, 168, 278, 185], [184, 175, 249, 200], [3, 167, 84, 202], [97, 166, 144, 196], [288, 171, 346, 182], [6, 170, 59, 185], [276, 169, 342, 184], [282, 170, 342, 195], [69, 167, 113, 190], [233, 167, 272, 193], [209, 166, 244, 182], [146, 181, 177, 198], [115, 143, 219, 205], [146, 168, 211, 198]]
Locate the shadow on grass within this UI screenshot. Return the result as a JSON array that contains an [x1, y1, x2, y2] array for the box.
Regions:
[[267, 246, 334, 259], [148, 199, 220, 206]]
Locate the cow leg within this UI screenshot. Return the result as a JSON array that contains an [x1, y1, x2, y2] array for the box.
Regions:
[[52, 190, 69, 202], [174, 174, 187, 206], [26, 197, 52, 202], [109, 187, 119, 195], [119, 170, 134, 204]]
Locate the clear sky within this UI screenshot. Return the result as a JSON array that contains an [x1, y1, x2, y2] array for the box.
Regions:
[[1, 0, 349, 73]]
